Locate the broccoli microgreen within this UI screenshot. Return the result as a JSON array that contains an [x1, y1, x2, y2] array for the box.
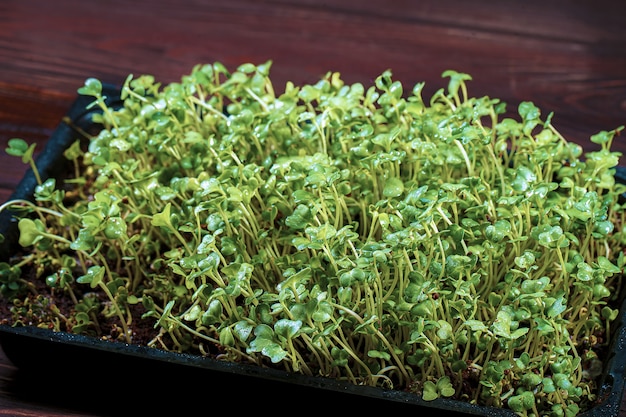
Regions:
[[1, 61, 625, 416]]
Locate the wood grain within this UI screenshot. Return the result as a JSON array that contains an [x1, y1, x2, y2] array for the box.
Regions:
[[0, 0, 625, 415]]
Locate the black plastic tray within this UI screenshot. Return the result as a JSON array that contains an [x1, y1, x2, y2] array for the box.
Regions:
[[0, 86, 625, 416]]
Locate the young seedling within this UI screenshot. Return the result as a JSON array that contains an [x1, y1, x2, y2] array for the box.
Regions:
[[6, 138, 41, 185]]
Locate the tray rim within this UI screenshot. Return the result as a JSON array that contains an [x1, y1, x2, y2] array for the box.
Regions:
[[0, 323, 516, 416]]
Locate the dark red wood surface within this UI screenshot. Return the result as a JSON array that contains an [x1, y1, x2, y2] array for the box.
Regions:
[[0, 0, 625, 415]]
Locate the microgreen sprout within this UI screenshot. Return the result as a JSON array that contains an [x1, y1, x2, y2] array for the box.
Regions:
[[6, 138, 42, 185], [1, 62, 625, 416]]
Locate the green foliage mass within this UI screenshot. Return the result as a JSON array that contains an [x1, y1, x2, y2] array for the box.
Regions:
[[2, 61, 625, 416]]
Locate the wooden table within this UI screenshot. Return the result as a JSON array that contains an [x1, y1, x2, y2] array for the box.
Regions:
[[0, 0, 625, 415]]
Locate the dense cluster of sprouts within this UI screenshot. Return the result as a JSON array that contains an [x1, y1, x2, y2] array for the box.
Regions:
[[1, 61, 625, 416]]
